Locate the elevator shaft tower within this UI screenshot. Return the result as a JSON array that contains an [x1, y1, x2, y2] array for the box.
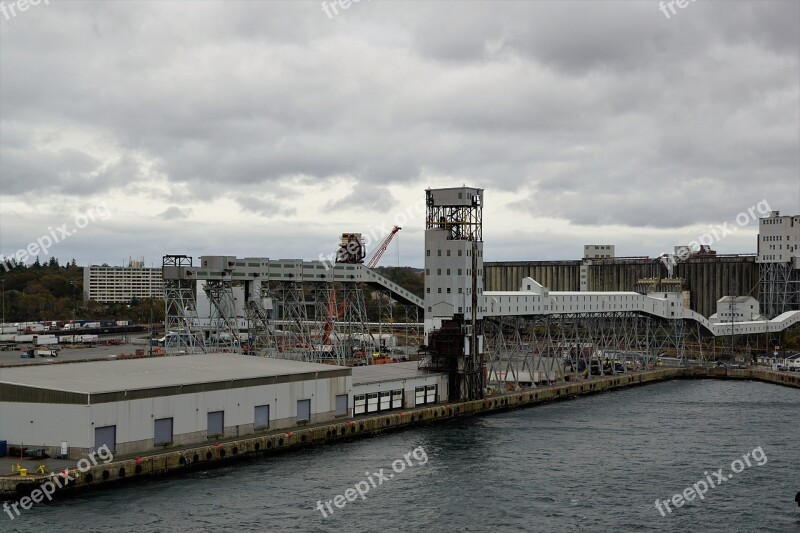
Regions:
[[423, 187, 485, 401]]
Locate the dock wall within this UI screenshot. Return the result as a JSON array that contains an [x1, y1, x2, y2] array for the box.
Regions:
[[1, 368, 796, 501]]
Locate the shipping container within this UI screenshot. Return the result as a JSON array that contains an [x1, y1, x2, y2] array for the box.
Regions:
[[34, 335, 58, 346], [83, 322, 101, 329]]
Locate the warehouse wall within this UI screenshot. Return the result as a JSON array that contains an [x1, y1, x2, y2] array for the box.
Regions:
[[1, 375, 350, 458]]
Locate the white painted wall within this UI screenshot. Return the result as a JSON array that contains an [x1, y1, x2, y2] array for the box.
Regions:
[[0, 375, 350, 451]]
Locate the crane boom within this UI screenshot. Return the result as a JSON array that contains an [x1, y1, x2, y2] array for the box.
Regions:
[[366, 226, 401, 269]]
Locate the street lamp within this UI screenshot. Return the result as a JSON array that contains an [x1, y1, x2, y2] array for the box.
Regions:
[[1, 278, 5, 327], [69, 280, 77, 319]]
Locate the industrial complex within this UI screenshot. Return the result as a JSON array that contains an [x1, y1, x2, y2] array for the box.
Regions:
[[0, 186, 798, 496]]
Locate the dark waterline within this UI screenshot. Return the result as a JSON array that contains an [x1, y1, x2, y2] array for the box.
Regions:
[[7, 380, 800, 532]]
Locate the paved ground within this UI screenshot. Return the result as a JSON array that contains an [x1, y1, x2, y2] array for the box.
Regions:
[[0, 455, 76, 478], [0, 342, 149, 366]]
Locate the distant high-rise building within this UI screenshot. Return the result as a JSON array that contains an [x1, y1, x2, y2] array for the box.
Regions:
[[83, 264, 164, 303]]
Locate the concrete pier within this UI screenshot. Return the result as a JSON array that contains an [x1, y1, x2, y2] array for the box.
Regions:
[[1, 368, 796, 501]]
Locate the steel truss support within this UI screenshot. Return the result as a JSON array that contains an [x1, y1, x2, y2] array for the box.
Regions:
[[203, 279, 242, 353], [483, 313, 708, 390], [759, 262, 800, 319], [243, 279, 279, 357], [265, 281, 315, 362], [162, 255, 205, 353]]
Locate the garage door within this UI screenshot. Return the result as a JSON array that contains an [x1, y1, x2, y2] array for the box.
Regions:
[[207, 411, 224, 436], [154, 418, 173, 445], [94, 425, 116, 452], [297, 399, 311, 422]]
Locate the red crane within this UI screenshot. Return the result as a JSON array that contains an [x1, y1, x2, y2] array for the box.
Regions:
[[366, 226, 401, 269]]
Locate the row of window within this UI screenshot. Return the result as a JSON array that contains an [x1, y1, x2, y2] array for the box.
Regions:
[[352, 385, 438, 415], [426, 249, 482, 257], [427, 287, 470, 294], [425, 268, 483, 277]]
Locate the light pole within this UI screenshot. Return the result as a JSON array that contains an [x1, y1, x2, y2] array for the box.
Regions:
[[69, 280, 77, 320], [1, 278, 5, 326]]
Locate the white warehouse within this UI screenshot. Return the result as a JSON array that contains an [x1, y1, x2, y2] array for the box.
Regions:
[[0, 355, 350, 458]]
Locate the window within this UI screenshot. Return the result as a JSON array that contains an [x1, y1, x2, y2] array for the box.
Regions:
[[458, 288, 463, 294], [415, 386, 426, 406], [392, 389, 403, 409], [426, 288, 430, 293], [354, 394, 366, 415], [458, 250, 462, 256], [367, 392, 379, 413], [438, 288, 442, 293], [154, 418, 173, 445], [207, 411, 224, 437], [447, 250, 451, 256], [426, 385, 437, 403], [446, 269, 451, 275], [446, 288, 451, 294], [254, 405, 270, 429], [297, 399, 311, 422], [426, 250, 430, 256], [437, 268, 442, 275], [437, 250, 442, 256], [415, 385, 437, 406], [380, 391, 391, 411]]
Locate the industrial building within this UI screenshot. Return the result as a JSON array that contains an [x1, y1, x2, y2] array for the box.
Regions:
[[757, 210, 800, 318], [0, 355, 350, 458], [486, 254, 760, 319], [0, 354, 449, 459], [83, 262, 164, 303], [584, 245, 615, 259], [352, 361, 447, 415], [486, 211, 800, 321]]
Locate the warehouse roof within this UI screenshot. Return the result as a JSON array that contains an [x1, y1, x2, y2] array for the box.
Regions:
[[0, 354, 349, 404], [352, 361, 441, 385]]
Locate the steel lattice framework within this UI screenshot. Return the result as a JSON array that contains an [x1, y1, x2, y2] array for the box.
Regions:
[[760, 262, 800, 319], [162, 255, 205, 352]]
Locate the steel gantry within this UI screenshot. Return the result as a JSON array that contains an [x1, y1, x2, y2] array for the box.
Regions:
[[162, 256, 424, 362]]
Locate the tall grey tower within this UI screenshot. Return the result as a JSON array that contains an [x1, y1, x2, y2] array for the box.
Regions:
[[757, 210, 800, 318], [423, 186, 485, 401]]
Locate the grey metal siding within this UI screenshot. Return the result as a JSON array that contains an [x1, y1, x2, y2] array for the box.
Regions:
[[154, 418, 173, 445]]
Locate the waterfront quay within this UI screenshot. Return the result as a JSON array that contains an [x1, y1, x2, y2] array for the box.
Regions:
[[2, 367, 796, 501]]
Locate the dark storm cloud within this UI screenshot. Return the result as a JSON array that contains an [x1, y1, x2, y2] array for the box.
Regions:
[[0, 0, 797, 264]]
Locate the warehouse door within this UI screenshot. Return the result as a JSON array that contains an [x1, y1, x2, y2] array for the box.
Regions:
[[154, 418, 173, 445], [207, 411, 224, 437], [254, 405, 270, 429], [297, 399, 311, 422], [94, 425, 116, 452]]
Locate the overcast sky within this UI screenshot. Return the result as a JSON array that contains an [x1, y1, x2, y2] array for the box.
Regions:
[[1, 0, 798, 269]]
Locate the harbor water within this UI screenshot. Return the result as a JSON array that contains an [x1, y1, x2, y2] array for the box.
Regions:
[[7, 379, 799, 532]]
